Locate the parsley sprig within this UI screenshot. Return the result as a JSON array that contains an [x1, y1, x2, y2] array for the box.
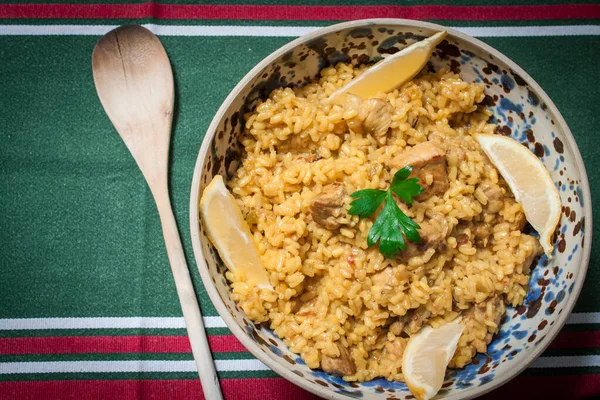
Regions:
[[348, 166, 424, 258]]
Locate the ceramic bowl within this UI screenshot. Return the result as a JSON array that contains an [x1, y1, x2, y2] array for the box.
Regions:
[[189, 19, 592, 400]]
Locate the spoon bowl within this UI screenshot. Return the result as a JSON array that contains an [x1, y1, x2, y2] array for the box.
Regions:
[[92, 25, 172, 188]]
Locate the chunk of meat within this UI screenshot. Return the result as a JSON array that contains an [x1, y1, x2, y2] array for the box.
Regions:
[[345, 95, 393, 136], [478, 180, 504, 213], [405, 311, 425, 334], [370, 266, 410, 304], [456, 233, 469, 245], [474, 223, 492, 242], [512, 212, 528, 232], [520, 234, 543, 274], [389, 308, 428, 336], [361, 99, 394, 136], [293, 296, 318, 317], [503, 204, 528, 232], [389, 142, 449, 201], [400, 213, 450, 259], [389, 319, 406, 336], [461, 295, 506, 354], [310, 183, 348, 230], [292, 277, 320, 316], [455, 221, 493, 248], [321, 343, 356, 377], [403, 309, 426, 335]]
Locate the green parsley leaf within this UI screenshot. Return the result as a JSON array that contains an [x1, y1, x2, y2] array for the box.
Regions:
[[349, 189, 386, 217], [390, 166, 424, 204], [348, 166, 423, 258], [367, 191, 407, 257]]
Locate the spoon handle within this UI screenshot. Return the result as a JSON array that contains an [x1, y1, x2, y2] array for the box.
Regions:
[[154, 189, 224, 400]]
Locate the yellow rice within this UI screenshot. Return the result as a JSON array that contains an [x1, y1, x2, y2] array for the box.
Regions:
[[226, 63, 539, 382]]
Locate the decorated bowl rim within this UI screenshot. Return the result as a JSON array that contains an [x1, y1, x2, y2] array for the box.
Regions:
[[189, 18, 593, 400]]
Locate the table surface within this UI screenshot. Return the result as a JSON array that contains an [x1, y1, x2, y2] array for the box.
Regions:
[[0, 1, 599, 399]]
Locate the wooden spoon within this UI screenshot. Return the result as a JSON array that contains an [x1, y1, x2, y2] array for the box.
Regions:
[[92, 25, 223, 400]]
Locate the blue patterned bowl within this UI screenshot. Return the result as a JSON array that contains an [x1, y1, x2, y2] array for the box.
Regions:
[[189, 19, 592, 399]]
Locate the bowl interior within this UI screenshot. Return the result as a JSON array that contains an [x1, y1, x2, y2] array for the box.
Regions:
[[191, 20, 590, 400]]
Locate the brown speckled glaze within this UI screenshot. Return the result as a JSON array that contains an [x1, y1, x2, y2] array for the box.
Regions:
[[190, 19, 592, 400]]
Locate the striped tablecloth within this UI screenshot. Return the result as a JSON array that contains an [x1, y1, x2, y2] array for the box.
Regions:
[[0, 1, 598, 399]]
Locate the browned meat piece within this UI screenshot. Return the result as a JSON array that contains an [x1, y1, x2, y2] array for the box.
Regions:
[[473, 223, 492, 248], [321, 343, 356, 377], [293, 297, 318, 317], [371, 266, 396, 288], [345, 95, 393, 137], [389, 319, 406, 336], [520, 234, 543, 273], [490, 295, 505, 326], [460, 295, 506, 355], [418, 218, 447, 248], [455, 221, 493, 248], [512, 212, 528, 232], [407, 312, 424, 334], [389, 142, 449, 201], [370, 266, 410, 304], [496, 197, 528, 232], [297, 153, 321, 163], [389, 308, 427, 336], [502, 205, 528, 232], [403, 309, 426, 335], [400, 213, 449, 259], [292, 277, 320, 317], [310, 183, 348, 230], [456, 233, 469, 245], [473, 223, 492, 241], [478, 180, 504, 213], [361, 99, 394, 136]]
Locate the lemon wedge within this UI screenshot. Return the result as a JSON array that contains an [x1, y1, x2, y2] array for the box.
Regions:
[[326, 31, 447, 105], [476, 134, 561, 257], [199, 175, 272, 289], [402, 319, 464, 400]]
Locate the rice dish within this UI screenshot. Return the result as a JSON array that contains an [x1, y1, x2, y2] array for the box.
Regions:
[[226, 62, 542, 382]]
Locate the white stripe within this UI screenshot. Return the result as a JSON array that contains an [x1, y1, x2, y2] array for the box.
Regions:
[[530, 355, 600, 369], [457, 25, 600, 37], [0, 24, 317, 37], [0, 316, 226, 330], [0, 312, 597, 330], [0, 359, 269, 374], [566, 312, 600, 324], [0, 24, 598, 37], [215, 359, 270, 372], [202, 316, 227, 328]]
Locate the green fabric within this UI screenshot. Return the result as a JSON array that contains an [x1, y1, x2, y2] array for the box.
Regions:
[[0, 5, 599, 396], [0, 35, 289, 320], [1, 35, 598, 319]]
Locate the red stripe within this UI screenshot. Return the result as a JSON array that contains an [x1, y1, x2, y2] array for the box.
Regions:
[[0, 330, 596, 355], [0, 335, 247, 355], [547, 331, 600, 350], [0, 3, 598, 21], [0, 379, 320, 400], [482, 375, 600, 399], [0, 375, 598, 399]]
